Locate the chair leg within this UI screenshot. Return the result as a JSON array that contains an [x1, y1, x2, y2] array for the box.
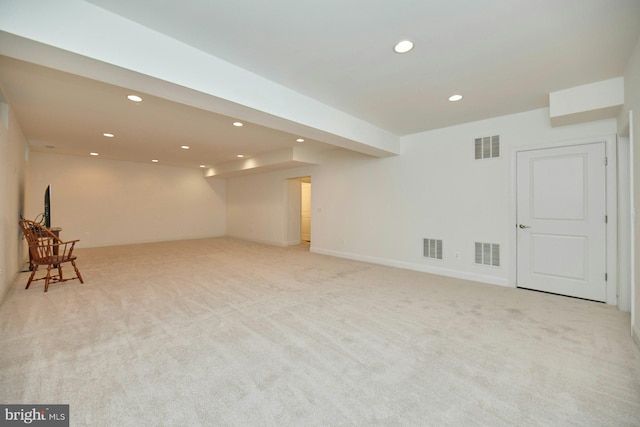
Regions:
[[58, 264, 64, 281], [26, 265, 38, 289], [72, 261, 84, 284], [44, 264, 52, 292]]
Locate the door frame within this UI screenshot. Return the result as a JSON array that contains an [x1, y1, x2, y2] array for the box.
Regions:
[[300, 180, 312, 243], [285, 176, 312, 246], [509, 135, 619, 306]]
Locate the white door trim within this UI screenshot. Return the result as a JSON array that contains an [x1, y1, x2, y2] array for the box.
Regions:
[[629, 111, 636, 332], [509, 135, 618, 306], [617, 135, 632, 311]]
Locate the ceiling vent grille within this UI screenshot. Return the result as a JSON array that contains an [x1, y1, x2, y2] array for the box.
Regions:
[[475, 242, 500, 266], [474, 135, 500, 159], [423, 238, 443, 260]]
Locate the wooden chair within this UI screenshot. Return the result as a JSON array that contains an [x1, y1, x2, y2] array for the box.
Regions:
[[19, 219, 84, 292]]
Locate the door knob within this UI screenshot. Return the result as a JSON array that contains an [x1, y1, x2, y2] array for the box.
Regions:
[[518, 224, 531, 229]]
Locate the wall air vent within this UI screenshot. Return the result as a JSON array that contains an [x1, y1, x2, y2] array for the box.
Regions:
[[423, 238, 443, 260], [475, 242, 500, 266], [474, 135, 500, 159]]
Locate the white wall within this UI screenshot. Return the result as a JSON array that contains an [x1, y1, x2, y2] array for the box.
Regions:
[[619, 35, 640, 342], [226, 108, 616, 288], [27, 152, 226, 247], [0, 100, 28, 305], [316, 108, 616, 284], [225, 166, 315, 246]]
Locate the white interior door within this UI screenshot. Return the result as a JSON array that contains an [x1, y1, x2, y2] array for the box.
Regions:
[[516, 143, 607, 301], [301, 182, 311, 242]]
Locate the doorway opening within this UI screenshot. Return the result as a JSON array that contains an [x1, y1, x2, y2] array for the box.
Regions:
[[301, 179, 311, 243], [286, 176, 311, 247]]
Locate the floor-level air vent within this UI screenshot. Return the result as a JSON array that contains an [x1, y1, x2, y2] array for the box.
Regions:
[[423, 238, 443, 260], [474, 135, 500, 159], [475, 242, 500, 266]]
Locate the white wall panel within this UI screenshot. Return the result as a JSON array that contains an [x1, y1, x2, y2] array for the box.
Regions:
[[0, 104, 28, 304], [27, 152, 226, 247]]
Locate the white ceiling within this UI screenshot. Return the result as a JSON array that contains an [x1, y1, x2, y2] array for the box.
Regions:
[[0, 55, 331, 168], [1, 0, 639, 170]]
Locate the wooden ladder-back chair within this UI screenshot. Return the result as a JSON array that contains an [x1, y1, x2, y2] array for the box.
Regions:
[[19, 219, 84, 292]]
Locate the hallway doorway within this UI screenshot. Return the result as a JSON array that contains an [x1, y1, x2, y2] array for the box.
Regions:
[[301, 180, 311, 243], [286, 176, 311, 246]]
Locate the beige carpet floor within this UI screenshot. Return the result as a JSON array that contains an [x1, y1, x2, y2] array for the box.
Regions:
[[0, 237, 639, 426]]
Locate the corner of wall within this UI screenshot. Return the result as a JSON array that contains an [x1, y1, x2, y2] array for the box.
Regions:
[[0, 98, 28, 308]]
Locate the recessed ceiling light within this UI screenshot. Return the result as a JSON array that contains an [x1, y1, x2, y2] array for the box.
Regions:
[[90, 152, 99, 156], [199, 165, 206, 168], [127, 95, 143, 102], [152, 159, 159, 163], [448, 94, 463, 102], [236, 154, 244, 158], [296, 138, 305, 143], [181, 145, 190, 149], [103, 133, 114, 138], [232, 121, 243, 127], [394, 40, 414, 54]]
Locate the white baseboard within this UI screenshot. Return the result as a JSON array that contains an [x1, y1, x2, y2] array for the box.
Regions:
[[79, 233, 227, 249], [633, 326, 640, 352], [311, 247, 510, 288], [226, 234, 288, 247]]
